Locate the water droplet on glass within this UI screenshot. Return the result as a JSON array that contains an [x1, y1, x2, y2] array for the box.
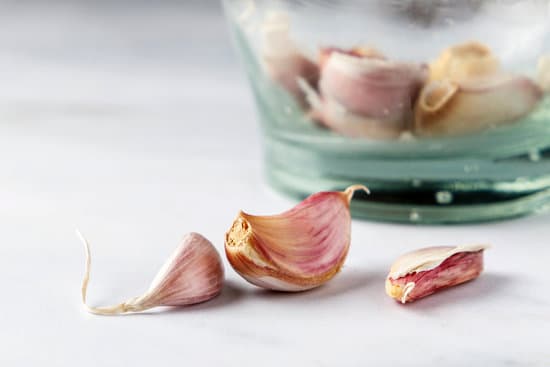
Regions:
[[435, 191, 453, 205], [463, 163, 480, 173], [409, 210, 421, 222], [528, 149, 541, 162]]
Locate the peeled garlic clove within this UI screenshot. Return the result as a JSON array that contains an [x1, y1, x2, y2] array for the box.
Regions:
[[261, 12, 319, 106], [313, 48, 427, 138], [430, 41, 500, 82], [414, 75, 543, 136], [225, 185, 369, 291], [385, 244, 489, 304], [79, 231, 224, 315], [538, 54, 550, 92]]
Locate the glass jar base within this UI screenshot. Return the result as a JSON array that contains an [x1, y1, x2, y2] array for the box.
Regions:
[[265, 136, 550, 224]]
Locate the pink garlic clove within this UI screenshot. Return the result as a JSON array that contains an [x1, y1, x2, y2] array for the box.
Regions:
[[261, 13, 319, 106], [385, 244, 489, 304], [310, 97, 411, 139], [225, 185, 369, 291], [311, 48, 427, 139], [79, 231, 224, 315], [414, 75, 543, 137], [318, 46, 385, 69]]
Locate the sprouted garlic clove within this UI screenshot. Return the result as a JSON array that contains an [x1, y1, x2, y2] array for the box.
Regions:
[[385, 244, 489, 304], [78, 231, 224, 315], [225, 185, 369, 291]]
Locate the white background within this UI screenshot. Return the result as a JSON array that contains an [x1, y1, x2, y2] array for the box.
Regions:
[[1, 2, 549, 366]]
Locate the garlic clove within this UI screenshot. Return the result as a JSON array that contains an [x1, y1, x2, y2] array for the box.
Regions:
[[414, 75, 543, 136], [225, 185, 368, 291], [318, 46, 385, 69], [261, 12, 319, 107], [429, 41, 500, 83], [79, 231, 224, 315], [385, 244, 489, 304], [320, 50, 427, 119], [415, 41, 543, 136], [311, 48, 427, 139], [537, 54, 550, 92], [311, 98, 408, 139]]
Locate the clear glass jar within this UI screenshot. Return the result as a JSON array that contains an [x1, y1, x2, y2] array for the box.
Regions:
[[223, 0, 550, 223]]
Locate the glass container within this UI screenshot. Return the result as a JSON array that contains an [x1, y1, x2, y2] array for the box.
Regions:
[[223, 0, 550, 223]]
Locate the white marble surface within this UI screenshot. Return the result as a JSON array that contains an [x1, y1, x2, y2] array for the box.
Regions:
[[1, 2, 549, 366]]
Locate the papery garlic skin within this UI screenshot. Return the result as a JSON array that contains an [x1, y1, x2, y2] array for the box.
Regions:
[[385, 244, 489, 304], [312, 49, 427, 139], [415, 41, 543, 136], [261, 13, 319, 106], [79, 231, 224, 315], [225, 185, 368, 291], [538, 55, 550, 92]]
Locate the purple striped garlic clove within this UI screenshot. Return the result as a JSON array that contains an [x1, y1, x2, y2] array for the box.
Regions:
[[385, 244, 489, 304], [309, 48, 427, 139], [538, 55, 550, 92], [414, 41, 543, 136], [261, 13, 319, 107], [225, 185, 369, 291], [79, 231, 224, 315], [414, 75, 543, 137]]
